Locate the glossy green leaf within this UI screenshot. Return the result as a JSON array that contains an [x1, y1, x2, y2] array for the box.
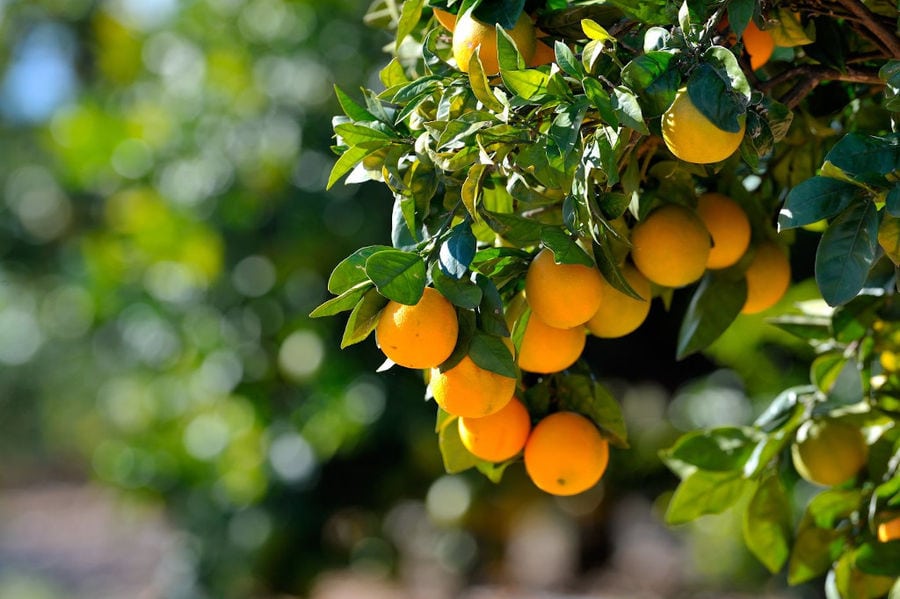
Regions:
[[475, 274, 510, 337], [779, 176, 860, 230], [662, 427, 758, 472], [815, 199, 881, 306], [687, 63, 745, 134], [481, 210, 544, 245], [365, 249, 427, 305], [309, 282, 373, 318], [340, 287, 389, 348], [472, 0, 525, 30], [334, 85, 378, 122], [540, 227, 595, 266], [395, 0, 425, 51], [676, 271, 747, 360], [727, 0, 754, 39], [825, 133, 900, 187], [468, 332, 517, 378], [621, 51, 680, 117], [666, 470, 749, 525], [611, 86, 649, 134], [439, 221, 477, 279], [855, 541, 900, 577], [549, 99, 589, 158], [328, 245, 393, 294], [430, 262, 483, 309]]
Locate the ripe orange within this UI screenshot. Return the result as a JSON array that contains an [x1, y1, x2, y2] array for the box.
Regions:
[[524, 411, 609, 496], [877, 516, 900, 542], [696, 192, 752, 269], [433, 7, 456, 32], [528, 39, 555, 67], [743, 21, 775, 70], [375, 287, 458, 369], [524, 247, 604, 329], [517, 309, 586, 374], [431, 355, 516, 418], [458, 396, 531, 462], [741, 241, 791, 314], [586, 265, 652, 338], [791, 419, 868, 487], [630, 204, 711, 288], [452, 8, 536, 75], [662, 87, 746, 164]]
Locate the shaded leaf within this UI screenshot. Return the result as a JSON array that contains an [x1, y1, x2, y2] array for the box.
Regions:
[[468, 332, 517, 378], [365, 249, 427, 305], [779, 177, 860, 230], [341, 287, 389, 348], [815, 200, 881, 306], [676, 271, 747, 359]]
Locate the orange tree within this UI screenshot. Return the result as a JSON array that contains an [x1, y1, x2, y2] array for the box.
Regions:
[[313, 0, 900, 595]]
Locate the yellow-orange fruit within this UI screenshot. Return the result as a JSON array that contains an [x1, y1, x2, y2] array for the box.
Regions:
[[630, 204, 711, 288], [458, 396, 531, 462], [524, 411, 609, 496], [517, 309, 586, 373], [791, 419, 868, 487], [524, 247, 604, 329], [433, 7, 457, 32], [528, 39, 555, 67], [586, 265, 652, 338], [662, 87, 746, 164], [877, 516, 900, 542], [743, 20, 775, 70], [375, 287, 458, 369], [431, 355, 516, 418], [741, 241, 791, 314], [696, 192, 752, 269], [452, 8, 536, 75]]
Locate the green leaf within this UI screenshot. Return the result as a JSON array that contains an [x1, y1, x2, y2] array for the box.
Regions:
[[687, 63, 745, 133], [885, 185, 900, 217], [665, 470, 750, 525], [395, 0, 425, 50], [825, 133, 900, 187], [438, 419, 478, 473], [440, 222, 477, 279], [879, 212, 900, 265], [468, 332, 517, 378], [621, 52, 680, 117], [788, 525, 842, 585], [815, 200, 881, 306], [582, 78, 618, 126], [855, 541, 900, 577], [334, 122, 394, 145], [611, 86, 649, 134], [549, 99, 589, 158], [540, 228, 595, 267], [327, 142, 390, 189], [676, 271, 747, 360], [555, 374, 628, 448], [468, 53, 505, 112], [430, 262, 483, 309], [501, 69, 552, 101], [481, 210, 544, 245], [554, 41, 583, 78], [496, 22, 527, 73], [380, 57, 410, 89], [475, 274, 510, 337], [779, 177, 860, 230], [744, 473, 792, 574], [806, 488, 862, 529], [334, 85, 378, 122], [328, 245, 393, 294], [662, 427, 759, 472], [309, 282, 373, 318], [704, 45, 751, 101], [365, 250, 427, 305], [461, 163, 487, 219], [754, 385, 814, 432], [811, 353, 848, 396], [727, 0, 754, 39], [472, 0, 525, 30], [881, 60, 900, 112], [581, 18, 614, 42], [340, 287, 389, 348]]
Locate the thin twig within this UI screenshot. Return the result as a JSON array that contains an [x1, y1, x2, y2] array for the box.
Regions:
[[777, 65, 884, 108], [833, 0, 900, 58]]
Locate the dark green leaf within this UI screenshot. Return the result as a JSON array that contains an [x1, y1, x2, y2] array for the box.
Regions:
[[687, 63, 745, 133], [727, 0, 755, 39], [475, 274, 510, 337], [340, 287, 389, 348], [481, 210, 544, 245], [611, 86, 649, 134], [676, 271, 747, 359], [744, 473, 792, 574], [815, 200, 881, 306], [440, 222, 477, 279], [854, 541, 900, 577], [582, 78, 618, 126], [549, 99, 589, 158], [621, 52, 680, 117], [555, 374, 628, 448], [779, 177, 860, 230], [430, 262, 483, 309], [540, 227, 595, 266], [825, 133, 900, 187], [885, 185, 900, 217], [805, 16, 846, 70], [468, 332, 517, 378], [365, 250, 427, 304], [472, 0, 525, 30], [666, 470, 750, 525]]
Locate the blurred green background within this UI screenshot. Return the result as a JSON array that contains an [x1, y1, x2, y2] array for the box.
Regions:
[[0, 1, 823, 598]]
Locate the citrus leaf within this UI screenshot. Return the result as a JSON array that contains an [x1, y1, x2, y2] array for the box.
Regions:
[[440, 221, 477, 279], [438, 420, 478, 473], [395, 0, 425, 51], [431, 262, 483, 309], [327, 142, 390, 190], [365, 249, 427, 305], [334, 85, 378, 122], [472, 0, 525, 30], [824, 133, 900, 187], [788, 526, 842, 585], [468, 52, 505, 112], [309, 282, 373, 318], [468, 332, 517, 378], [621, 51, 680, 117], [555, 374, 628, 448], [554, 40, 583, 78], [662, 426, 759, 472], [727, 0, 754, 39], [540, 227, 595, 266], [815, 199, 881, 306], [676, 271, 747, 360], [878, 212, 900, 265], [611, 86, 649, 134], [328, 245, 393, 294], [474, 273, 510, 337], [548, 99, 589, 158], [340, 287, 389, 349], [665, 470, 749, 525], [855, 541, 900, 577], [497, 22, 527, 73], [779, 177, 860, 230], [744, 472, 792, 574]]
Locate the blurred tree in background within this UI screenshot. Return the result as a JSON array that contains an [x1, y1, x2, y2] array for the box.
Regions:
[[0, 0, 887, 598]]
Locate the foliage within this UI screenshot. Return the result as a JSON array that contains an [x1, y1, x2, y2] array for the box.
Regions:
[[316, 0, 900, 594]]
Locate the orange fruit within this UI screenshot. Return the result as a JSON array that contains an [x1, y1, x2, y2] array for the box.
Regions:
[[662, 87, 746, 164], [877, 516, 900, 542], [431, 355, 516, 418], [375, 287, 458, 369], [458, 396, 531, 462], [741, 241, 791, 314], [452, 8, 535, 75], [524, 247, 604, 329], [524, 411, 610, 496], [528, 39, 555, 67], [433, 7, 456, 32], [586, 265, 652, 338], [696, 192, 752, 269], [630, 204, 711, 288], [743, 21, 775, 70], [517, 309, 586, 374], [791, 419, 868, 487]]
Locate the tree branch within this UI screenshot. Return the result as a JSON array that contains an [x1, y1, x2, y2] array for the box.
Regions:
[[832, 0, 900, 58], [770, 65, 884, 108]]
